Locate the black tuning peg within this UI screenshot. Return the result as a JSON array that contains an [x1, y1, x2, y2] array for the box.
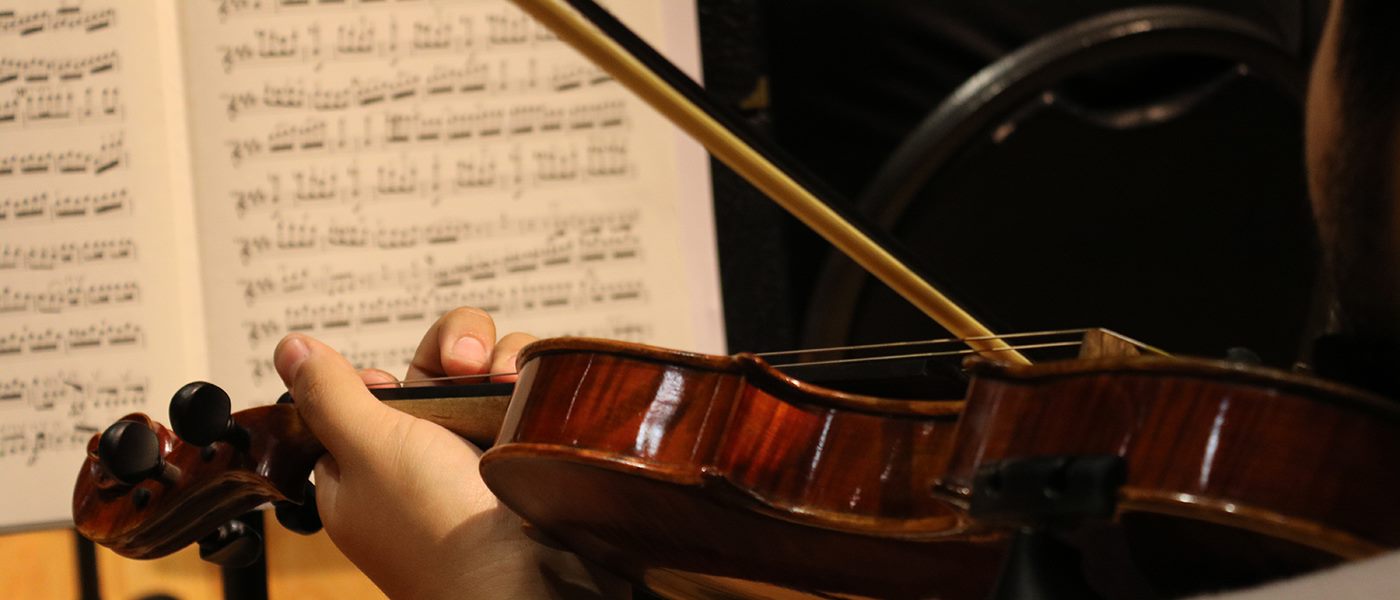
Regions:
[[170, 381, 240, 447], [198, 520, 263, 568], [274, 480, 323, 535], [98, 420, 177, 485]]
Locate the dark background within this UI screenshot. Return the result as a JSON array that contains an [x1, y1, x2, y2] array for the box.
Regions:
[[696, 0, 1331, 366]]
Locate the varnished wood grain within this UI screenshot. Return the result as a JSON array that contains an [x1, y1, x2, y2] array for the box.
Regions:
[[941, 356, 1400, 594], [74, 408, 323, 559], [484, 339, 1003, 599]]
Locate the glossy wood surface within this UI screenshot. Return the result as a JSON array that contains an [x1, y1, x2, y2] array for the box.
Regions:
[[73, 408, 322, 558], [71, 394, 506, 560], [941, 356, 1400, 592], [483, 338, 1003, 599]]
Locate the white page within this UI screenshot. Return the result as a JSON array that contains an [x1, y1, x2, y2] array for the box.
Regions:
[[0, 3, 202, 530], [179, 0, 724, 409]]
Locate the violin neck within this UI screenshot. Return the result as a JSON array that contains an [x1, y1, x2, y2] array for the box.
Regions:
[[370, 384, 513, 448]]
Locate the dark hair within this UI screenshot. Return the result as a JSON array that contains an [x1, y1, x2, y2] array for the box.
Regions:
[[1320, 0, 1400, 336]]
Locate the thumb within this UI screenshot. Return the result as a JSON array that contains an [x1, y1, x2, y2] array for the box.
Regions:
[[311, 454, 342, 525], [273, 333, 397, 465]]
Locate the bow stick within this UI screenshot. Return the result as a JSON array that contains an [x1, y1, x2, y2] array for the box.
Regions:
[[512, 0, 1031, 365]]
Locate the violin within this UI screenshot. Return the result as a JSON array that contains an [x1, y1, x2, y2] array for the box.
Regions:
[[73, 331, 1400, 598]]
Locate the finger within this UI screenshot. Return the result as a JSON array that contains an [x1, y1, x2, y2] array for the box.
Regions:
[[406, 306, 497, 381], [312, 455, 342, 528], [358, 368, 398, 386], [490, 332, 538, 382], [275, 333, 395, 464]]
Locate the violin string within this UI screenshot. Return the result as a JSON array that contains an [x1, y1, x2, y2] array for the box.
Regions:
[[765, 328, 1167, 366], [764, 341, 1084, 368], [369, 328, 1126, 388], [753, 328, 1095, 358], [365, 372, 517, 388]]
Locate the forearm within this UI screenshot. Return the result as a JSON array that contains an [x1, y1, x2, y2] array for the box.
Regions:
[[370, 504, 629, 600]]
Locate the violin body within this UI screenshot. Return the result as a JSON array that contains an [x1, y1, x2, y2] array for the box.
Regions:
[[942, 356, 1400, 596], [483, 338, 1004, 599]]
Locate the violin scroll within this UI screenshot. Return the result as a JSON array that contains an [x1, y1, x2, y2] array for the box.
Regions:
[[73, 385, 323, 560]]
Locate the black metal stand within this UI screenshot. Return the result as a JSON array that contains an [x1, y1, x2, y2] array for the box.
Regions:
[[970, 455, 1126, 600], [988, 528, 1102, 600], [219, 511, 269, 600], [74, 531, 102, 600]]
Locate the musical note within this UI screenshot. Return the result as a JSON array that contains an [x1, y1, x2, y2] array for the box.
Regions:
[[0, 321, 145, 360], [248, 343, 418, 386], [0, 84, 125, 129], [240, 276, 648, 346], [0, 7, 117, 37], [234, 220, 642, 304], [235, 209, 639, 262], [0, 239, 138, 271], [0, 52, 120, 86], [0, 134, 126, 177], [0, 370, 146, 465], [243, 317, 648, 385], [214, 5, 555, 52], [0, 279, 141, 316], [0, 188, 132, 224]]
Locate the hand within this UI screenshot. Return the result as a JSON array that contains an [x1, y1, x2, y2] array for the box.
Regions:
[[272, 307, 620, 599]]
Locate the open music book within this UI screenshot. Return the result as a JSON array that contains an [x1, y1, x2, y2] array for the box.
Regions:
[[0, 0, 723, 530]]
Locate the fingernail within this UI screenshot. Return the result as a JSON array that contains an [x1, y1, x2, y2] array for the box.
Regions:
[[358, 368, 397, 386], [275, 335, 312, 388], [495, 352, 522, 382], [449, 336, 488, 370]]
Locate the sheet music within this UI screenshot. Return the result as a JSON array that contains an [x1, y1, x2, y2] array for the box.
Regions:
[[0, 0, 721, 531], [181, 0, 724, 408], [0, 3, 202, 529]]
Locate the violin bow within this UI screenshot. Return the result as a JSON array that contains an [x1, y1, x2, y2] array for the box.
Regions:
[[512, 0, 1031, 365]]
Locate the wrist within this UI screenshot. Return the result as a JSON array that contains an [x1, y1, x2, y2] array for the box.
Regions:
[[414, 505, 628, 599]]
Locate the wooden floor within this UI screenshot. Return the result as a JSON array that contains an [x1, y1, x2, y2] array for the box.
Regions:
[[0, 520, 386, 600]]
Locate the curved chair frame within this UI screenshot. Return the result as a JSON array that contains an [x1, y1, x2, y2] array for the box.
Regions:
[[802, 5, 1309, 349]]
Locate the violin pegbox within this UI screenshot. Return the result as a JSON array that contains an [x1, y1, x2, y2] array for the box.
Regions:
[[72, 382, 325, 561]]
